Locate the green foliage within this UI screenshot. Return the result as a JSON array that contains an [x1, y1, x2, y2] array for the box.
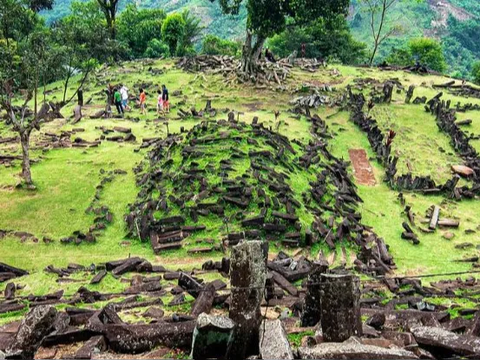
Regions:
[[161, 13, 185, 56], [202, 34, 240, 56], [472, 62, 480, 85], [0, 0, 39, 41], [117, 4, 166, 59], [144, 38, 170, 58], [287, 330, 315, 348], [216, 0, 350, 39], [268, 16, 367, 64], [179, 9, 203, 52], [409, 38, 446, 72], [386, 37, 446, 73], [54, 1, 119, 63]]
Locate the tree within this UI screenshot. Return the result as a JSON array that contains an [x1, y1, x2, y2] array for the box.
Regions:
[[385, 37, 446, 72], [96, 0, 119, 39], [27, 0, 54, 12], [53, 1, 114, 106], [0, 0, 37, 45], [117, 4, 166, 59], [472, 62, 480, 85], [212, 0, 349, 74], [161, 13, 185, 56], [178, 10, 203, 56], [202, 34, 240, 56], [408, 37, 446, 72], [268, 15, 367, 64], [0, 27, 55, 187], [361, 0, 412, 66]]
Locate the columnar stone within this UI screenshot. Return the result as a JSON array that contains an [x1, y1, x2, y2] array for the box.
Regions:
[[405, 85, 415, 104], [226, 240, 267, 360], [301, 261, 328, 327], [320, 273, 362, 342]]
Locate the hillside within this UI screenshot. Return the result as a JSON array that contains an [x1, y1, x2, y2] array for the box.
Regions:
[[2, 54, 480, 357], [40, 0, 480, 76]]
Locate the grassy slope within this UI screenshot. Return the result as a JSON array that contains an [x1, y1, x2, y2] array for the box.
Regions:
[[1, 60, 480, 325]]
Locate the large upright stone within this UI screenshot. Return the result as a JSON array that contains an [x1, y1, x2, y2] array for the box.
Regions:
[[191, 314, 235, 360], [320, 273, 361, 342], [7, 305, 57, 359], [227, 240, 267, 360], [301, 260, 328, 327], [259, 320, 294, 360]]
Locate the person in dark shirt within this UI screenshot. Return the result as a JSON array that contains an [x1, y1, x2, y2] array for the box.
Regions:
[[162, 85, 170, 113]]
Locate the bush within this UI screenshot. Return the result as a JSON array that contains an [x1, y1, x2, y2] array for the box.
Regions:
[[386, 37, 446, 73], [202, 35, 240, 56], [409, 38, 446, 73], [267, 16, 367, 65], [473, 62, 480, 85], [144, 39, 170, 58], [117, 4, 166, 59]]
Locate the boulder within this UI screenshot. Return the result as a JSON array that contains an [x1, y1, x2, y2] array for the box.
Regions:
[[451, 165, 474, 177], [191, 314, 235, 360], [259, 320, 294, 360], [6, 305, 57, 359]]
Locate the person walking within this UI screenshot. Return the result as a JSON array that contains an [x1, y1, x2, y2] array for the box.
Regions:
[[139, 88, 147, 115], [120, 85, 130, 111], [157, 90, 163, 115], [161, 85, 169, 113], [114, 88, 124, 116]]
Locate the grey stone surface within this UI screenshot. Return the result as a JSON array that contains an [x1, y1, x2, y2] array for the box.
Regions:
[[259, 320, 293, 360], [298, 340, 418, 359], [191, 314, 235, 360], [411, 326, 480, 357], [7, 305, 57, 359]]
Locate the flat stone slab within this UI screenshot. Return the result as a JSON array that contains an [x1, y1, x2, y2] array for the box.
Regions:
[[298, 340, 418, 359], [411, 326, 480, 357]]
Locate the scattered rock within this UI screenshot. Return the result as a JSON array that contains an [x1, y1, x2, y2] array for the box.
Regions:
[[259, 319, 294, 360]]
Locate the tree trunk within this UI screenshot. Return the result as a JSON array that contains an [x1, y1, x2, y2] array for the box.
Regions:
[[241, 31, 266, 75], [20, 131, 33, 186]]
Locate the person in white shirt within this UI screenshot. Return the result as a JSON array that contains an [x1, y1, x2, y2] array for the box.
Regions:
[[120, 85, 131, 111]]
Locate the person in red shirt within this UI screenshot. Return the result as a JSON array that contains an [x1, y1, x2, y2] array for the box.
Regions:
[[139, 88, 146, 115]]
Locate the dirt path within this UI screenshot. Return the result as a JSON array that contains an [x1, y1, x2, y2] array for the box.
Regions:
[[348, 149, 376, 186]]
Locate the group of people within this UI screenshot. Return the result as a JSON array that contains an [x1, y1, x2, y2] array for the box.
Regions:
[[105, 84, 170, 117]]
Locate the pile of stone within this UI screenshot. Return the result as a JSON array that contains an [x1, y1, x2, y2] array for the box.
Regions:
[[126, 113, 395, 275], [176, 55, 292, 85], [434, 80, 480, 100], [348, 87, 479, 199]]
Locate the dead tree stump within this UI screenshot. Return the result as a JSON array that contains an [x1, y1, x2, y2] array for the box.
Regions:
[[320, 273, 361, 342], [301, 261, 328, 327], [227, 240, 267, 360]]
